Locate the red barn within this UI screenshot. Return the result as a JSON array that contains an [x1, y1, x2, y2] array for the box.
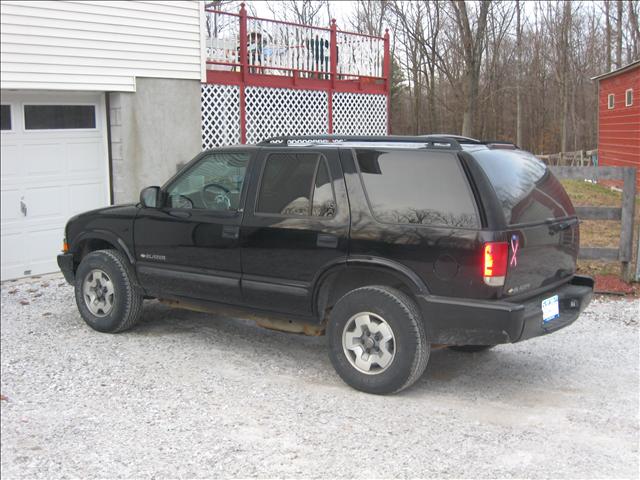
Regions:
[[593, 60, 640, 187]]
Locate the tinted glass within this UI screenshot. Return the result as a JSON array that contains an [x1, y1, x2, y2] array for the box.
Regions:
[[472, 149, 575, 225], [356, 149, 479, 228], [257, 153, 319, 216], [24, 105, 96, 130], [166, 152, 249, 211], [1, 105, 11, 130], [311, 159, 336, 217]]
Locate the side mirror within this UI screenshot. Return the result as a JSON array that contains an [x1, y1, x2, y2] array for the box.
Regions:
[[140, 186, 161, 208]]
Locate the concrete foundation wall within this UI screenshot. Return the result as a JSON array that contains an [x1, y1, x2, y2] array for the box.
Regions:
[[110, 78, 201, 204]]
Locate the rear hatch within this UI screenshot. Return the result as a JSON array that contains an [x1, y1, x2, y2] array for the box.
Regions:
[[471, 149, 579, 297]]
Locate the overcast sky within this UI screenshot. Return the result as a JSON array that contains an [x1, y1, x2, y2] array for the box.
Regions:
[[246, 1, 357, 28]]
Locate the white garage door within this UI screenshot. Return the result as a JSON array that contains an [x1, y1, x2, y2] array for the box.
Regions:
[[1, 92, 110, 281]]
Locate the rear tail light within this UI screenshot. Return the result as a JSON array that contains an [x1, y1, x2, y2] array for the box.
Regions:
[[483, 242, 508, 286]]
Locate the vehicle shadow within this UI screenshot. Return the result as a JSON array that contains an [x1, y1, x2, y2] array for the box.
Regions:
[[132, 300, 571, 399]]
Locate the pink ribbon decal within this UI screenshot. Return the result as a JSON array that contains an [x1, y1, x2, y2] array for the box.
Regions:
[[510, 235, 519, 267]]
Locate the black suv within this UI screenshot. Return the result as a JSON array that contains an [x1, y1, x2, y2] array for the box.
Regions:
[[58, 135, 594, 394]]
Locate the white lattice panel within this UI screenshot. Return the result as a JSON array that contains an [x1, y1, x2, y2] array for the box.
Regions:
[[245, 87, 328, 143], [201, 84, 240, 149], [333, 92, 387, 136]]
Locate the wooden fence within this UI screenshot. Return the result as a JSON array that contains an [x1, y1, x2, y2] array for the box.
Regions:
[[539, 149, 597, 166], [550, 166, 637, 281]]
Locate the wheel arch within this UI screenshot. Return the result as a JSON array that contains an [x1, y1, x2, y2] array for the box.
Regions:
[[312, 257, 429, 322], [70, 231, 135, 269]]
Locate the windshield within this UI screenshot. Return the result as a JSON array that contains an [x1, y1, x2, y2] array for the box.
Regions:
[[471, 149, 575, 225]]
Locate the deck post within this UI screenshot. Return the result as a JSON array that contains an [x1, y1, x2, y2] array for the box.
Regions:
[[328, 19, 337, 134], [383, 28, 391, 134], [239, 3, 248, 144]]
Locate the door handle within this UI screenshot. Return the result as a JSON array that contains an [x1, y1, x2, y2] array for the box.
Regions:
[[20, 197, 27, 217], [222, 225, 239, 240], [317, 233, 338, 248]]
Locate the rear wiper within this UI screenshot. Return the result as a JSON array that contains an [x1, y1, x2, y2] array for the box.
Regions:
[[547, 217, 578, 234]]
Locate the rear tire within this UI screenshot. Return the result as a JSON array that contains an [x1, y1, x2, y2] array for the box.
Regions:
[[74, 249, 143, 333], [327, 286, 429, 395], [448, 345, 495, 353]]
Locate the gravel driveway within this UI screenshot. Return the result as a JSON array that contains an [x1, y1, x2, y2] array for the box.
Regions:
[[1, 276, 638, 479]]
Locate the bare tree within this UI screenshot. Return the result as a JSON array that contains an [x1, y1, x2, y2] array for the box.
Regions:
[[379, 0, 632, 153], [616, 0, 623, 67], [451, 0, 491, 137], [605, 0, 612, 71], [267, 0, 329, 26], [560, 0, 572, 153], [349, 0, 389, 36], [516, 0, 523, 146], [630, 0, 640, 61]]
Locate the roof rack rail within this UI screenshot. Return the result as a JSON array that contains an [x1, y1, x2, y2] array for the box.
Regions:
[[422, 134, 481, 144], [482, 140, 519, 150], [422, 134, 520, 149], [258, 135, 462, 149]]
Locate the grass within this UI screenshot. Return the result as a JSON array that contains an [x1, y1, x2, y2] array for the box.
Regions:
[[560, 179, 639, 279]]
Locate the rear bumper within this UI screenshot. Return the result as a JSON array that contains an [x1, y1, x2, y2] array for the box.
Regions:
[[57, 253, 75, 284], [417, 275, 594, 345]]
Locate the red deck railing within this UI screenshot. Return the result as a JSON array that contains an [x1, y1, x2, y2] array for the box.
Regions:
[[204, 3, 390, 95]]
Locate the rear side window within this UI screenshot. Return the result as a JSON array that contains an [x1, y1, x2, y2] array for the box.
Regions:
[[472, 149, 575, 225], [257, 153, 336, 217], [355, 149, 479, 228]]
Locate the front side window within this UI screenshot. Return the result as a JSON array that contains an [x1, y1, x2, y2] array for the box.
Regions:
[[626, 88, 633, 106], [256, 153, 336, 217], [166, 152, 249, 211], [1, 105, 11, 131], [608, 93, 615, 109], [355, 149, 479, 228], [24, 105, 96, 130]]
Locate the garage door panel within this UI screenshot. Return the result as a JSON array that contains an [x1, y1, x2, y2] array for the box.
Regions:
[[1, 143, 21, 180], [68, 141, 103, 173], [26, 226, 64, 275], [1, 188, 22, 222], [24, 143, 66, 176], [25, 185, 65, 218], [69, 182, 107, 215], [1, 230, 25, 280]]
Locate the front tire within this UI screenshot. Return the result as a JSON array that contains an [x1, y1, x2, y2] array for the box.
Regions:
[[74, 249, 143, 333], [327, 286, 429, 394]]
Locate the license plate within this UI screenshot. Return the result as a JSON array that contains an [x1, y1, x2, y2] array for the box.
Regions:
[[542, 295, 560, 323]]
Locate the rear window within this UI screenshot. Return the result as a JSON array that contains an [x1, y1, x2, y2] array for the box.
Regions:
[[472, 149, 575, 225], [355, 149, 479, 228]]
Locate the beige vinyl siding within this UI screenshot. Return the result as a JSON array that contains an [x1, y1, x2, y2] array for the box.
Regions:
[[0, 0, 203, 91]]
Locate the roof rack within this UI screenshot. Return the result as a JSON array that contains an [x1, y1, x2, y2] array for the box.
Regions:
[[423, 134, 519, 149], [258, 135, 462, 149]]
